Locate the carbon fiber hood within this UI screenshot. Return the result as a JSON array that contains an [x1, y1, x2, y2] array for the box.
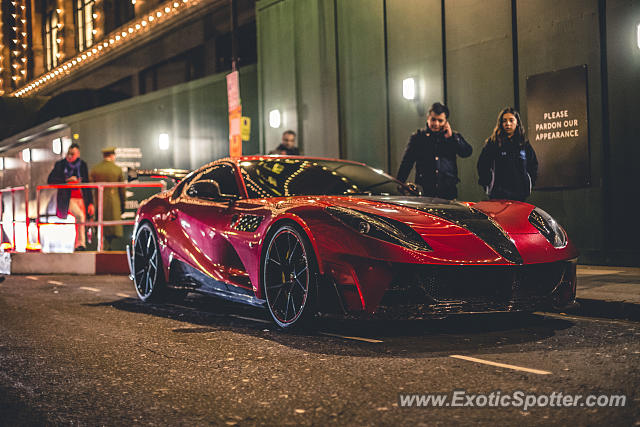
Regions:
[[355, 196, 523, 264]]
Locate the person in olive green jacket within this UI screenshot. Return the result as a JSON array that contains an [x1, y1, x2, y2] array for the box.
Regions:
[[90, 147, 126, 250]]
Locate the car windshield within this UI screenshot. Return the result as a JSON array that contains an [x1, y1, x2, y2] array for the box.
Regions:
[[239, 158, 416, 198]]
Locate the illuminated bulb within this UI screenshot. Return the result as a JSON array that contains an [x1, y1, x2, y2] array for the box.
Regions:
[[135, 24, 140, 29], [148, 16, 154, 21], [93, 13, 98, 19], [87, 51, 92, 56], [92, 48, 97, 53], [81, 54, 86, 59], [103, 42, 108, 47], [97, 45, 102, 50], [164, 7, 170, 12], [56, 53, 61, 57], [141, 20, 147, 26], [56, 8, 62, 13], [115, 35, 120, 41], [156, 11, 162, 17], [173, 2, 178, 6], [71, 60, 76, 65], [92, 29, 97, 34], [128, 27, 133, 33], [56, 38, 62, 43]]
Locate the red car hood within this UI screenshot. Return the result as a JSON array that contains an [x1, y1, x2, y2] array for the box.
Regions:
[[304, 195, 570, 265]]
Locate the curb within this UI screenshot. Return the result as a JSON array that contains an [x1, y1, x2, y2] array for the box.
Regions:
[[572, 298, 640, 322]]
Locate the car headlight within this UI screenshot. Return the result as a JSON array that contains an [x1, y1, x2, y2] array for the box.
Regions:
[[528, 207, 567, 248], [326, 206, 432, 251]]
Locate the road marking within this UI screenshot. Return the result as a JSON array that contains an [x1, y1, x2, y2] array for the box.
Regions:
[[79, 287, 100, 293], [25, 276, 39, 281], [577, 269, 621, 276], [319, 332, 383, 343], [116, 293, 133, 298], [228, 314, 271, 324], [450, 355, 551, 375], [48, 280, 64, 286]]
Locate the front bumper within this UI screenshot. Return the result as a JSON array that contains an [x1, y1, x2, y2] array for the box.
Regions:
[[323, 259, 577, 317]]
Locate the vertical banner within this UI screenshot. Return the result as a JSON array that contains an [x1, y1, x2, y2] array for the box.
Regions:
[[526, 65, 590, 188], [226, 70, 242, 157]]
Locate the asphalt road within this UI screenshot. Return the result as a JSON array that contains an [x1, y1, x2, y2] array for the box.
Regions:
[[0, 275, 638, 426]]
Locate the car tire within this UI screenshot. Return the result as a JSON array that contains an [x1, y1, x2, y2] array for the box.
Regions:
[[263, 223, 317, 330], [132, 222, 168, 302]]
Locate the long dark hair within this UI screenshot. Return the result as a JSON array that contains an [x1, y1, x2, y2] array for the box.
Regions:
[[488, 107, 526, 147]]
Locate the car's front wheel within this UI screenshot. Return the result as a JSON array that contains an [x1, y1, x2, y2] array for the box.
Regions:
[[133, 222, 166, 302], [263, 224, 317, 329]]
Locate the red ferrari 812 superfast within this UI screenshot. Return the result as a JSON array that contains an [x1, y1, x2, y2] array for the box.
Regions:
[[127, 156, 577, 329]]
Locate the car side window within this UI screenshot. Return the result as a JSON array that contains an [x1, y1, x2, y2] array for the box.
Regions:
[[186, 164, 239, 198], [170, 172, 196, 201]]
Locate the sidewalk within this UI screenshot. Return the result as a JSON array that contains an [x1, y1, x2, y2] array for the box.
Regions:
[[575, 265, 640, 320]]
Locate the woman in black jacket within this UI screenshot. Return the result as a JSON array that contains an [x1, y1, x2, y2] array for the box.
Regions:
[[477, 107, 538, 202]]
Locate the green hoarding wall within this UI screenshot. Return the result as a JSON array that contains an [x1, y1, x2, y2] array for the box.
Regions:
[[257, 0, 640, 265], [63, 64, 260, 170]]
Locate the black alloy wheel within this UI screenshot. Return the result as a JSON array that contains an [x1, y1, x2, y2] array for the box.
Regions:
[[133, 222, 165, 301], [263, 224, 316, 329]]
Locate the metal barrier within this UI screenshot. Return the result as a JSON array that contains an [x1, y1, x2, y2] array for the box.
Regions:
[[0, 186, 29, 251], [36, 182, 166, 251]]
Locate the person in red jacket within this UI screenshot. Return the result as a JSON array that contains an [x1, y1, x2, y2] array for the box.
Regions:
[[47, 143, 95, 251]]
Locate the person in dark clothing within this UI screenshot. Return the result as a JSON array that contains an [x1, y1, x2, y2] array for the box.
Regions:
[[397, 102, 472, 199], [269, 130, 300, 155], [477, 107, 538, 202], [47, 143, 94, 250]]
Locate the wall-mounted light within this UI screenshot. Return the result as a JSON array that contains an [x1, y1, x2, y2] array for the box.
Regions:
[[0, 158, 3, 170], [403, 77, 416, 100], [637, 23, 640, 49], [62, 137, 72, 153], [269, 109, 281, 128], [159, 133, 170, 150], [52, 137, 62, 154], [22, 148, 31, 162]]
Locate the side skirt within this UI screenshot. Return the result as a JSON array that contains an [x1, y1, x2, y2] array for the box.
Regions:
[[168, 259, 266, 308]]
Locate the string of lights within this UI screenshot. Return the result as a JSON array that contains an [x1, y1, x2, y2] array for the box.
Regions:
[[11, 0, 203, 97]]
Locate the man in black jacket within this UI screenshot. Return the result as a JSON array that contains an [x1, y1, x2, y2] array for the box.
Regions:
[[397, 102, 472, 199], [47, 143, 94, 251]]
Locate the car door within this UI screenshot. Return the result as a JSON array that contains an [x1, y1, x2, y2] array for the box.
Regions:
[[173, 163, 248, 294]]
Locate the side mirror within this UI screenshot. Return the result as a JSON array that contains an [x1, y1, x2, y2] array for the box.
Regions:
[[190, 180, 238, 202], [405, 182, 422, 196]]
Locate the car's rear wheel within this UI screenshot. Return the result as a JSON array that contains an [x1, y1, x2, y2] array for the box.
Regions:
[[263, 224, 317, 329], [133, 222, 166, 302]]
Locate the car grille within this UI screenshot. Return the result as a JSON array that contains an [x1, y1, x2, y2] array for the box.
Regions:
[[378, 261, 570, 315]]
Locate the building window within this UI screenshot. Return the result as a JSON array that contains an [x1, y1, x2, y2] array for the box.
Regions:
[[76, 0, 95, 51], [43, 10, 59, 70]]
